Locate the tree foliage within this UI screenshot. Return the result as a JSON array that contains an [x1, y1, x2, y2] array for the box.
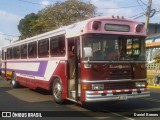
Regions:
[[18, 13, 39, 39], [18, 0, 96, 39]]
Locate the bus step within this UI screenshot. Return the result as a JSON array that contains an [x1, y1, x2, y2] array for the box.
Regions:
[[71, 91, 81, 99]]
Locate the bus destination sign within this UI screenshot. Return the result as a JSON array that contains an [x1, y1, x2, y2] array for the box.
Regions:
[[105, 24, 130, 32]]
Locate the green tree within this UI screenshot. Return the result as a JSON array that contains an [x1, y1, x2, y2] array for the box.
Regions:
[[18, 13, 39, 39], [37, 0, 96, 31], [18, 0, 96, 39]]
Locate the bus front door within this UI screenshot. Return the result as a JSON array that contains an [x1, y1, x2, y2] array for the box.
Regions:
[[67, 37, 80, 101]]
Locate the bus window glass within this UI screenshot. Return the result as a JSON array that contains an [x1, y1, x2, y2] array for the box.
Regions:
[[50, 35, 65, 57], [7, 48, 12, 60], [28, 42, 37, 58], [83, 34, 145, 61], [2, 50, 4, 60], [21, 44, 27, 59], [13, 46, 20, 59], [38, 39, 49, 58], [127, 38, 141, 55]]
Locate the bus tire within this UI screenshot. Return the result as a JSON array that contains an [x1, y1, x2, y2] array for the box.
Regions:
[[11, 72, 19, 88], [52, 78, 64, 104]]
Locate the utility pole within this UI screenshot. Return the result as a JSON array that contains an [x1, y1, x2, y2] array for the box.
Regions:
[[145, 0, 152, 34]]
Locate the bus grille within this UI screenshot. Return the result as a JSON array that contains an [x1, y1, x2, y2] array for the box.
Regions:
[[106, 82, 135, 90], [109, 70, 131, 80]]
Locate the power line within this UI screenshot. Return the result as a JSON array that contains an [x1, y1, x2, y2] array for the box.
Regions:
[[130, 11, 145, 18], [133, 13, 145, 19], [139, 0, 148, 6], [137, 0, 146, 12], [131, 5, 160, 21], [154, 8, 160, 16], [98, 5, 140, 9], [90, 0, 141, 9], [90, 0, 101, 5], [0, 33, 19, 37], [17, 0, 44, 6]]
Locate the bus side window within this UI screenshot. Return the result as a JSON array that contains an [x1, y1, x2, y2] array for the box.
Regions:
[[38, 39, 49, 58], [7, 48, 12, 60], [2, 50, 4, 60], [13, 46, 20, 59], [50, 35, 65, 57], [21, 44, 27, 59], [28, 42, 37, 58]]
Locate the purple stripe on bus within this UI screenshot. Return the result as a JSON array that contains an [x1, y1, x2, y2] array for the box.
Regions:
[[2, 61, 48, 77], [37, 61, 48, 77]]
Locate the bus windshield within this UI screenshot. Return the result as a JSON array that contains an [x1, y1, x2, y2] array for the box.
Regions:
[[82, 34, 146, 61]]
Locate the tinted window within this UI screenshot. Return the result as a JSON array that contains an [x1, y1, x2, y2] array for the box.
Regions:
[[7, 48, 12, 60], [2, 50, 4, 60], [21, 44, 27, 59], [50, 35, 65, 57], [13, 46, 20, 59], [28, 42, 37, 58], [38, 39, 49, 58]]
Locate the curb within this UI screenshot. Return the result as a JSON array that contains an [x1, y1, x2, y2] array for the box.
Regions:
[[147, 85, 160, 89]]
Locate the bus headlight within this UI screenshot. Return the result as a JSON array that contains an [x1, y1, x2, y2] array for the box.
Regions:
[[92, 84, 104, 90], [135, 82, 146, 87]]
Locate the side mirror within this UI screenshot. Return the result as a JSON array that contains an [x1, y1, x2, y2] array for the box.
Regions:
[[83, 47, 93, 59]]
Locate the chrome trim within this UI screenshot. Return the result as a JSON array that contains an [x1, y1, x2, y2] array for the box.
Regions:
[[82, 61, 146, 64], [60, 60, 66, 63], [85, 91, 150, 102], [82, 79, 147, 83], [84, 63, 92, 68]]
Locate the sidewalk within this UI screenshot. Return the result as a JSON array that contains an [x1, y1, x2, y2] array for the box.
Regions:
[[147, 85, 160, 89], [147, 78, 160, 89]]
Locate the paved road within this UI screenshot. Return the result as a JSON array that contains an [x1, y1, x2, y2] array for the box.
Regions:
[[0, 77, 95, 120], [0, 77, 160, 120]]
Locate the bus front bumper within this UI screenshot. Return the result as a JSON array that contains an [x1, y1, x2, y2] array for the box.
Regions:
[[85, 88, 150, 102]]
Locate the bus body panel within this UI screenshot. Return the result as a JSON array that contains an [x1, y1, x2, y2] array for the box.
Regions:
[[80, 62, 148, 102], [1, 60, 68, 99]]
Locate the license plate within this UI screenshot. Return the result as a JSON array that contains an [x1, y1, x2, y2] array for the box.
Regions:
[[119, 95, 127, 100]]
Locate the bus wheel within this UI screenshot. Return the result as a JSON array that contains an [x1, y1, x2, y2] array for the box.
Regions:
[[11, 72, 19, 88], [52, 78, 64, 104]]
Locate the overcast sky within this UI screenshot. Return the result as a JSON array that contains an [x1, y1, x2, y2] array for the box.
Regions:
[[0, 0, 160, 48]]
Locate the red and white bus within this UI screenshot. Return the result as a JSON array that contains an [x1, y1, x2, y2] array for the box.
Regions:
[[0, 16, 150, 104]]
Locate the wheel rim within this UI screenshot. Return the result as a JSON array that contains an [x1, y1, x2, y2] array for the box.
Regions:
[[53, 82, 62, 100]]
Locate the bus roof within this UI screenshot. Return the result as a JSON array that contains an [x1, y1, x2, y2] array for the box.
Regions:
[[2, 16, 145, 49]]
